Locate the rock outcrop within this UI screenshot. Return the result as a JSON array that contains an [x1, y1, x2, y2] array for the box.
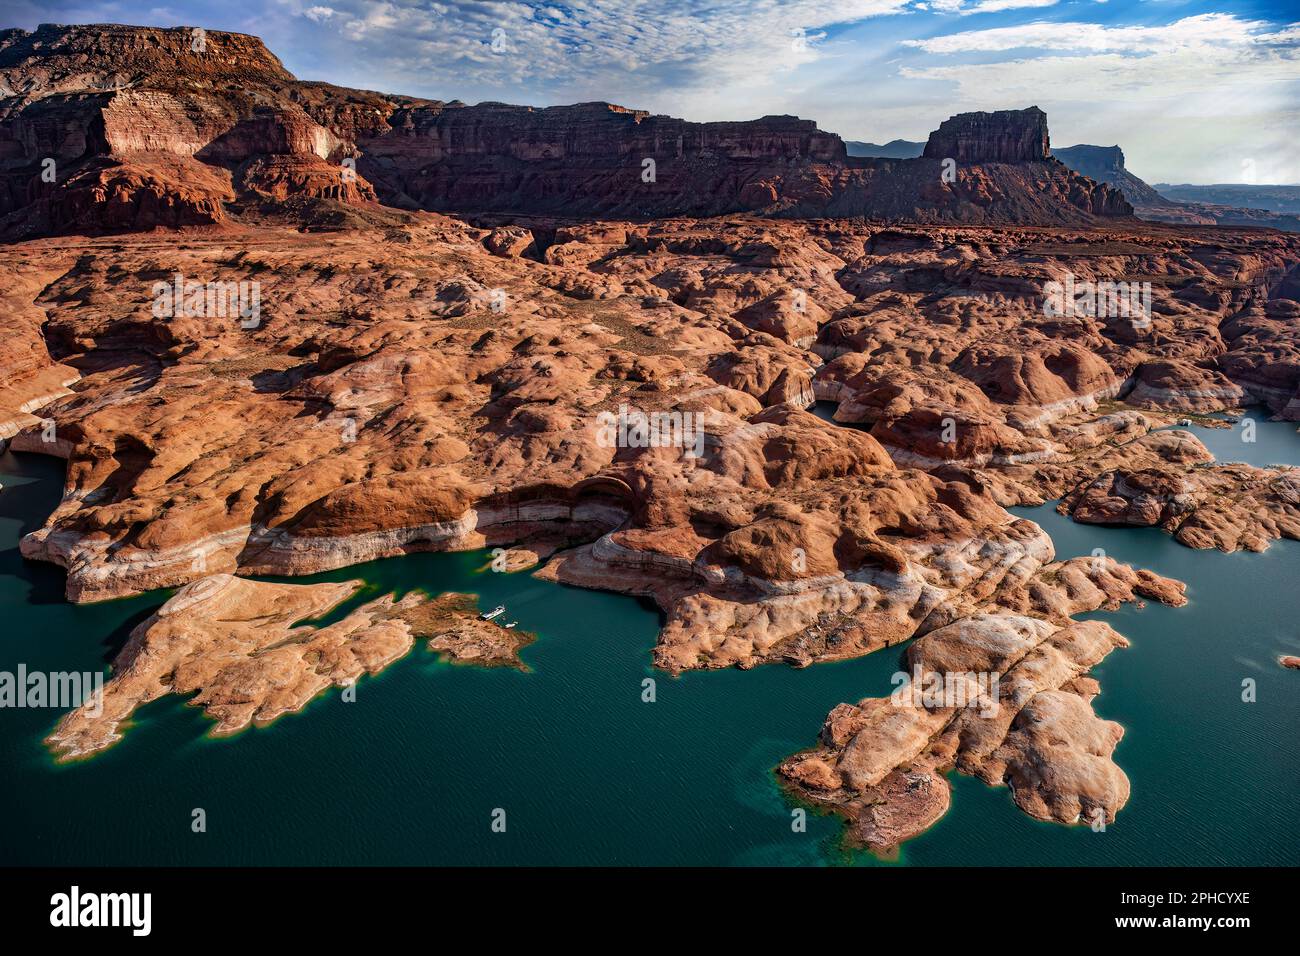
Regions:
[[1053, 145, 1167, 207], [1055, 143, 1300, 233], [779, 596, 1173, 853], [0, 24, 377, 236], [1125, 360, 1248, 413], [1063, 457, 1300, 553], [45, 574, 532, 760], [6, 214, 1296, 605], [923, 107, 1050, 164]]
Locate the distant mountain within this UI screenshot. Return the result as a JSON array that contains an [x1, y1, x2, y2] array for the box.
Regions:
[[1154, 184, 1300, 216], [1054, 144, 1300, 233], [845, 139, 924, 159], [1051, 146, 1166, 206]]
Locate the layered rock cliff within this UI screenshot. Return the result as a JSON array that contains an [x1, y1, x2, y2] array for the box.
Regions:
[[360, 101, 847, 217], [0, 23, 1132, 235], [0, 23, 376, 235], [923, 107, 1049, 164], [1052, 145, 1166, 206]]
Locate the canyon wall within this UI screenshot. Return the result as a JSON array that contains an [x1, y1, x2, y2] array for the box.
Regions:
[[1, 23, 1132, 236]]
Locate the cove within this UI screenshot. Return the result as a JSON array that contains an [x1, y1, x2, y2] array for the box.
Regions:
[[0, 407, 1297, 865]]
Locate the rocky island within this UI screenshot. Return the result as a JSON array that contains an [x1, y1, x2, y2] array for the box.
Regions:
[[2, 23, 1298, 855]]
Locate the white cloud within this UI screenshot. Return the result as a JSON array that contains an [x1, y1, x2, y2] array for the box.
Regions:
[[959, 0, 1058, 16], [901, 15, 1300, 103], [899, 14, 1300, 182], [915, 0, 1058, 16], [906, 12, 1272, 54], [291, 0, 912, 96]]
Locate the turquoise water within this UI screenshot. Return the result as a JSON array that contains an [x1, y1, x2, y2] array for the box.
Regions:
[[0, 409, 1297, 865], [1163, 409, 1300, 469]]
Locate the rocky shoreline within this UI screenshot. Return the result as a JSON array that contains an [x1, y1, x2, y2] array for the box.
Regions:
[[4, 211, 1295, 848]]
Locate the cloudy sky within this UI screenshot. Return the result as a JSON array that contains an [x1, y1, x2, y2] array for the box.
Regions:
[[6, 0, 1299, 183]]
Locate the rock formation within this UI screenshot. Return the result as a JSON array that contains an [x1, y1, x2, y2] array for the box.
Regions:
[[1, 24, 1132, 236], [0, 23, 376, 236], [4, 212, 1296, 840], [1061, 448, 1300, 554], [45, 574, 532, 760], [781, 612, 1144, 853], [1053, 145, 1167, 207], [923, 107, 1049, 164]]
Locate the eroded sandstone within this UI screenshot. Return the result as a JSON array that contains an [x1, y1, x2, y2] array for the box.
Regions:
[[45, 574, 532, 761], [779, 609, 1146, 853]]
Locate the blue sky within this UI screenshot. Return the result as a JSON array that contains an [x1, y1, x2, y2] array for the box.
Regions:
[[5, 0, 1299, 183]]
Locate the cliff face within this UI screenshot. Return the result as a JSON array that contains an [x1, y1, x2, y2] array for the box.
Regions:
[[923, 107, 1049, 163], [0, 22, 294, 89], [816, 156, 1131, 223], [901, 107, 1133, 219], [367, 101, 845, 165], [0, 23, 1133, 235], [360, 102, 847, 217], [0, 24, 374, 234], [359, 100, 1130, 222], [1052, 144, 1125, 180]]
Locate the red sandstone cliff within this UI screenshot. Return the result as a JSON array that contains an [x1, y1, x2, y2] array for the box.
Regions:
[[923, 107, 1050, 163], [1, 23, 1132, 236], [0, 23, 374, 235]]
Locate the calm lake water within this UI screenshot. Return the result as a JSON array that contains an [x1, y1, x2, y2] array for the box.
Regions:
[[0, 408, 1296, 865]]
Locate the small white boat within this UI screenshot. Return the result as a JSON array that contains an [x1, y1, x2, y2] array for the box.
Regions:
[[502, 621, 518, 630], [480, 605, 506, 621]]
